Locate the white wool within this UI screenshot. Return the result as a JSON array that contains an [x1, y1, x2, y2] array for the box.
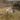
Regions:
[[6, 7, 13, 14]]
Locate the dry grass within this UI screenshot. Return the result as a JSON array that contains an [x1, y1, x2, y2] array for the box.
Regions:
[[0, 8, 20, 20], [0, 12, 20, 20]]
